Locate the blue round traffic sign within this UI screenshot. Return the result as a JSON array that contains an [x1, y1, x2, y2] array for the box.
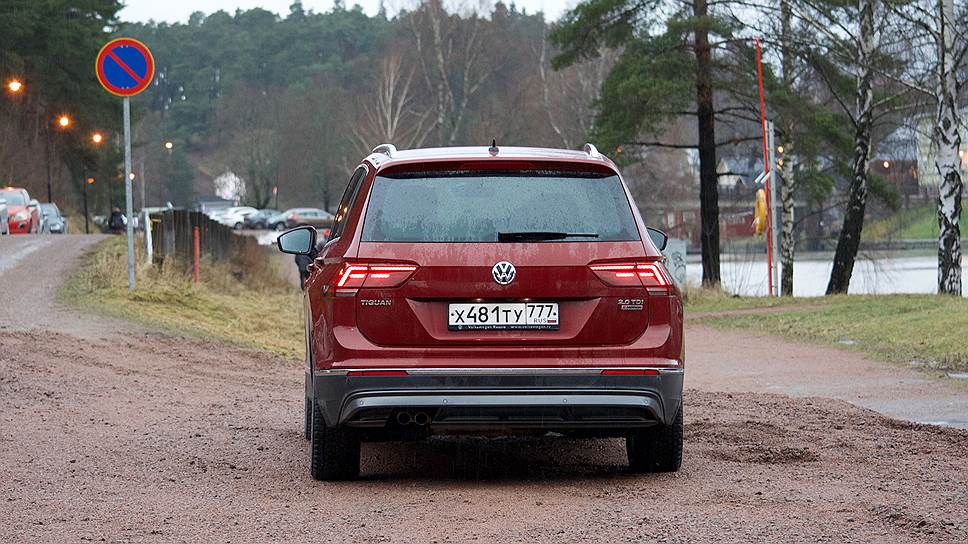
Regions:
[[96, 38, 154, 97]]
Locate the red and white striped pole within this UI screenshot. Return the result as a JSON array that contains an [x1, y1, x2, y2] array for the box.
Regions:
[[755, 37, 776, 297]]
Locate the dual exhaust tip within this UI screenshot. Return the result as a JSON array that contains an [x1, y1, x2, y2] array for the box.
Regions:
[[396, 410, 431, 426]]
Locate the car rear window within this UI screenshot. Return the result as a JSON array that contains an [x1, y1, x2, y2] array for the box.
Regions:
[[1, 191, 26, 206], [362, 171, 640, 242]]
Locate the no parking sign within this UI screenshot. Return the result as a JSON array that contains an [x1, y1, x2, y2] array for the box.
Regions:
[[95, 37, 155, 291], [96, 38, 154, 97]]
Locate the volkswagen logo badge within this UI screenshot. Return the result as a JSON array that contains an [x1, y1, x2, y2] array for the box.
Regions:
[[491, 261, 516, 285]]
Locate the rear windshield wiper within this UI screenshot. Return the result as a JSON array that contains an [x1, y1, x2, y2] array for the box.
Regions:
[[497, 231, 599, 242]]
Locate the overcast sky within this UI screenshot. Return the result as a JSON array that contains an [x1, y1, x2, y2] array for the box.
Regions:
[[119, 0, 576, 24]]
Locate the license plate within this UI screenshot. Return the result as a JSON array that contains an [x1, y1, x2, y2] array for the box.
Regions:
[[448, 302, 559, 331]]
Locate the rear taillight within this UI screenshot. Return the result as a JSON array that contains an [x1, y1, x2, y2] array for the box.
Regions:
[[334, 263, 418, 292], [589, 261, 672, 291]]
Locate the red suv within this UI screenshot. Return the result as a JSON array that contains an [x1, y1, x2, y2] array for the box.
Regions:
[[277, 144, 683, 480]]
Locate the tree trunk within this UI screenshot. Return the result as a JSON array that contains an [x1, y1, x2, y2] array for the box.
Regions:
[[936, 0, 963, 295], [826, 0, 875, 294], [780, 0, 796, 296], [780, 157, 797, 295], [694, 0, 721, 286]]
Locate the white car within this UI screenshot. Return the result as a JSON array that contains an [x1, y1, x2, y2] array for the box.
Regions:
[[216, 206, 259, 229]]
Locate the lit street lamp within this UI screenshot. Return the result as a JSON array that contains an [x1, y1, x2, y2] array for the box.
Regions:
[[7, 79, 23, 93], [164, 141, 174, 150], [46, 114, 74, 203], [91, 132, 104, 144]]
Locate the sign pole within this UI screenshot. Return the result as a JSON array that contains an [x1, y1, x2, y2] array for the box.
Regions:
[[124, 96, 136, 291], [95, 36, 154, 291], [754, 37, 775, 297]]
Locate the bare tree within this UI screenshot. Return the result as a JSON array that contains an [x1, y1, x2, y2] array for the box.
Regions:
[[352, 53, 434, 154], [537, 38, 616, 148], [408, 0, 493, 145], [215, 84, 282, 208]]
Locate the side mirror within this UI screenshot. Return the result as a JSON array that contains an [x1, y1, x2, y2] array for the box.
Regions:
[[647, 227, 668, 251], [28, 199, 39, 209], [277, 225, 316, 255]]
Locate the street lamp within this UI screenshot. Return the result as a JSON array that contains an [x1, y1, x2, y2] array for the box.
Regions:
[[164, 141, 173, 150], [776, 145, 784, 154], [46, 114, 73, 203], [882, 160, 891, 169], [129, 172, 136, 181], [91, 132, 104, 144], [7, 79, 23, 93]]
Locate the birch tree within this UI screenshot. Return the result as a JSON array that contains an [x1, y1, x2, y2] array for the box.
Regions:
[[894, 0, 967, 295], [352, 54, 434, 154], [931, 0, 967, 295], [407, 0, 494, 145], [784, 0, 910, 294]]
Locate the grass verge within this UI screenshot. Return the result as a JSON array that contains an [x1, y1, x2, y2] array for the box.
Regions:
[[688, 291, 968, 372], [61, 236, 303, 360]]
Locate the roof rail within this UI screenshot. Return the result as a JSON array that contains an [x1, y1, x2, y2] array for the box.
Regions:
[[371, 143, 397, 158], [582, 143, 601, 158]]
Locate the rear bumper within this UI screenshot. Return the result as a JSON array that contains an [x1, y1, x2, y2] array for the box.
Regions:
[[311, 367, 683, 435]]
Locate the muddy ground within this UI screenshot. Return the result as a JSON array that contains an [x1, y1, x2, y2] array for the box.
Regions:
[[1, 235, 966, 542]]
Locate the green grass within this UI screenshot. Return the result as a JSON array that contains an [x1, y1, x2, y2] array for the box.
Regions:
[[62, 237, 304, 360], [690, 292, 968, 371], [863, 201, 965, 241]]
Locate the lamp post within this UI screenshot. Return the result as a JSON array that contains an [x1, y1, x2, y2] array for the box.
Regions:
[[83, 178, 94, 234], [46, 114, 72, 203], [85, 132, 104, 234]]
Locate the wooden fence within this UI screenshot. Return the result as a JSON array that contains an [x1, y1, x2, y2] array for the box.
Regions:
[[150, 209, 262, 266]]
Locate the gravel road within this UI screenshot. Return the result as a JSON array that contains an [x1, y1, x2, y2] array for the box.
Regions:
[[2, 235, 967, 542]]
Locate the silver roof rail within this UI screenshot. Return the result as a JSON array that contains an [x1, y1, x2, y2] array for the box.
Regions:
[[371, 143, 397, 158], [582, 143, 601, 158]]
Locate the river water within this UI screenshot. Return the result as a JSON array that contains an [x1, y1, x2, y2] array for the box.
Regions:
[[688, 255, 967, 297]]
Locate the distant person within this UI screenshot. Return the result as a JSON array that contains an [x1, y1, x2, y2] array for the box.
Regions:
[[108, 208, 126, 234]]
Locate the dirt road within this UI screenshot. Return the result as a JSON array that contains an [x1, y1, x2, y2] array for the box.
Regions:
[[2, 235, 967, 542]]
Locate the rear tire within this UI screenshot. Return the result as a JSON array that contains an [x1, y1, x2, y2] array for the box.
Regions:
[[627, 406, 682, 473], [309, 400, 360, 480]]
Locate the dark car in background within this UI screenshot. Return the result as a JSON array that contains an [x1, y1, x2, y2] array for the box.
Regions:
[[270, 207, 334, 231], [242, 209, 279, 229], [39, 203, 68, 234], [276, 144, 683, 481]]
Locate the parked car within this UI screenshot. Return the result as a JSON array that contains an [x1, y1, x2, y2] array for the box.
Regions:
[[39, 203, 68, 234], [216, 206, 259, 230], [276, 144, 683, 480], [0, 187, 41, 234], [270, 207, 334, 231], [242, 209, 279, 229]]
